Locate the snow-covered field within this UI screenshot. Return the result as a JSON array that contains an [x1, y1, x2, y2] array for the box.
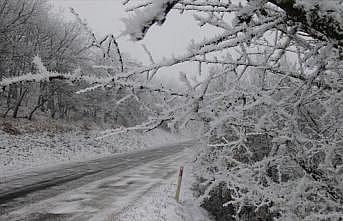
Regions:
[[0, 128, 189, 177]]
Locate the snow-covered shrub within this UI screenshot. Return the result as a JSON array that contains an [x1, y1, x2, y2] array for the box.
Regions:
[[120, 0, 343, 220]]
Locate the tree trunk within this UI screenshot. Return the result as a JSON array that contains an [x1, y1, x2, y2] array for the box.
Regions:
[[12, 88, 28, 118], [28, 95, 46, 120]]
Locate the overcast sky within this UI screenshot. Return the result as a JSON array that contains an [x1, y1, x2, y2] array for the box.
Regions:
[[51, 0, 218, 87]]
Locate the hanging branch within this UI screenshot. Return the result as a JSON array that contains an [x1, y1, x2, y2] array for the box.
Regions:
[[70, 8, 124, 73]]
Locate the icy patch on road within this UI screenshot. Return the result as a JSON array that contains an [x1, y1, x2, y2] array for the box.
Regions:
[[0, 129, 191, 177]]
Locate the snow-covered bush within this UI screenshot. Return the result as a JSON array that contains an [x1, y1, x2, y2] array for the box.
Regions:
[[120, 0, 343, 220]]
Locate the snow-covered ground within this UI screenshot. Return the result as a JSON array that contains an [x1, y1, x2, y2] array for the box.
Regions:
[[115, 153, 211, 221], [1, 148, 211, 221], [0, 128, 190, 177], [0, 118, 209, 221]]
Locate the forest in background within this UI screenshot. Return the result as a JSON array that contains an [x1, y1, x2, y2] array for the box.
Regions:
[[0, 0, 158, 128]]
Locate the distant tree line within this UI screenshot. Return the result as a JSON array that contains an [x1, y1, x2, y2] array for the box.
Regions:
[[0, 0, 153, 127]]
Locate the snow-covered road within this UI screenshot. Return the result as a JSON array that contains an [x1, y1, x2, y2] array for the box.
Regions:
[[0, 141, 194, 221]]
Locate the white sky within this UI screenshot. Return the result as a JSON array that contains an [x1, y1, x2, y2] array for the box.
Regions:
[[51, 0, 218, 87]]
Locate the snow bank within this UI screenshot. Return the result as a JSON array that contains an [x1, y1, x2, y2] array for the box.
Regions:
[[115, 151, 211, 221]]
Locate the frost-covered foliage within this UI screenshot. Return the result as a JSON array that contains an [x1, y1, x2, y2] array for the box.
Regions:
[[122, 0, 180, 40], [0, 0, 92, 120], [122, 0, 343, 220], [0, 1, 152, 125], [0, 2, 157, 127], [0, 56, 78, 87]]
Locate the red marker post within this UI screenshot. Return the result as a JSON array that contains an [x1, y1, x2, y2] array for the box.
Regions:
[[175, 166, 184, 202]]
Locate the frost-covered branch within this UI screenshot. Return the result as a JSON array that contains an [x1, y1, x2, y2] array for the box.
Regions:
[[122, 0, 180, 40], [70, 7, 124, 72], [268, 0, 343, 47], [119, 1, 343, 219], [0, 56, 78, 87]]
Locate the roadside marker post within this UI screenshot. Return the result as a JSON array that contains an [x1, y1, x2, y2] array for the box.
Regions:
[[175, 166, 184, 203]]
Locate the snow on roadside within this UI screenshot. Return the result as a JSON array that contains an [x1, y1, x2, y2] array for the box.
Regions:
[[115, 150, 212, 221], [0, 128, 190, 178]]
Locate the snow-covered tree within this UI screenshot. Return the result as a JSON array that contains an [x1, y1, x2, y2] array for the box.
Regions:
[[118, 0, 343, 220], [0, 1, 159, 128]]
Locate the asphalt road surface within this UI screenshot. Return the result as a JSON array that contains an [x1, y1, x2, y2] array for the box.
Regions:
[[0, 141, 194, 221]]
